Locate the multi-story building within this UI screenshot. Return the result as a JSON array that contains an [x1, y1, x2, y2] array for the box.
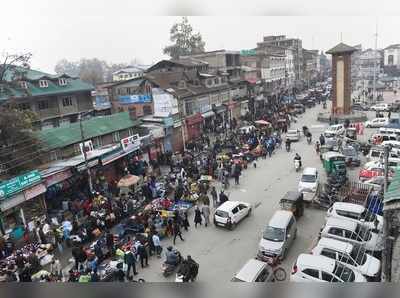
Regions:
[[112, 65, 150, 82], [285, 49, 296, 88], [0, 66, 94, 130], [107, 78, 155, 117], [319, 51, 331, 80], [358, 48, 383, 79], [302, 49, 320, 87], [257, 35, 303, 83], [384, 44, 400, 77]]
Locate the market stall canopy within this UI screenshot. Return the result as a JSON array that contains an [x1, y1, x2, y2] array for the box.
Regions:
[[255, 120, 271, 126], [118, 175, 140, 188]]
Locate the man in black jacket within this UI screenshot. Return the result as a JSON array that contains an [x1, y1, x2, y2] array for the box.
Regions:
[[124, 249, 138, 278]]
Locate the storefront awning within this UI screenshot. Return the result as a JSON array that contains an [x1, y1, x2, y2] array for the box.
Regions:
[[185, 113, 203, 125], [201, 110, 215, 118]]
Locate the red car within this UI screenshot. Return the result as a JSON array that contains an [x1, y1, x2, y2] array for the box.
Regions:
[[359, 167, 393, 181]]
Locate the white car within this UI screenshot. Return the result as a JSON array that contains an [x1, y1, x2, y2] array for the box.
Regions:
[[370, 103, 390, 112], [290, 254, 367, 282], [326, 202, 383, 232], [214, 201, 251, 230], [320, 218, 384, 252], [365, 118, 389, 128], [324, 124, 345, 136], [286, 129, 301, 141], [298, 167, 319, 193], [311, 238, 381, 279]]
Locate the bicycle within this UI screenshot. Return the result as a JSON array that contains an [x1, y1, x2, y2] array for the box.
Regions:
[[257, 255, 287, 281]]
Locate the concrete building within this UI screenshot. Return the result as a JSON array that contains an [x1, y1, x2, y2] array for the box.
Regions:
[[257, 35, 303, 84], [358, 48, 383, 79], [303, 49, 320, 87], [107, 78, 155, 117], [0, 66, 94, 130], [112, 65, 150, 82], [384, 44, 400, 68]]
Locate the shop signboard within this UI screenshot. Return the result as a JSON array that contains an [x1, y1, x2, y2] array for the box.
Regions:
[[45, 169, 73, 187], [121, 134, 141, 152], [118, 94, 152, 105], [0, 170, 42, 200]]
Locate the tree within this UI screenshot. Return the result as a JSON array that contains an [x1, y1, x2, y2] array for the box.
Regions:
[[163, 17, 205, 59], [54, 59, 80, 77], [55, 58, 106, 85], [0, 51, 43, 176]]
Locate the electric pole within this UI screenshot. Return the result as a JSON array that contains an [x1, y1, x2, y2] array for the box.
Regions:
[[382, 144, 391, 281], [372, 22, 378, 104]]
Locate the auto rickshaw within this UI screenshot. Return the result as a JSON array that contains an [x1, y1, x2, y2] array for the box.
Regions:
[[279, 191, 304, 218], [322, 151, 346, 176]]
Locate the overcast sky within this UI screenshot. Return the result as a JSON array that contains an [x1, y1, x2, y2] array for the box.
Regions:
[[2, 0, 400, 73]]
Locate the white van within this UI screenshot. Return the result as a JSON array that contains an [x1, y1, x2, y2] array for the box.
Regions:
[[214, 201, 252, 229], [258, 210, 297, 261]]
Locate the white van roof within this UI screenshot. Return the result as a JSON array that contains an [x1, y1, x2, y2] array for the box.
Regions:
[[317, 237, 354, 254], [269, 210, 293, 228]]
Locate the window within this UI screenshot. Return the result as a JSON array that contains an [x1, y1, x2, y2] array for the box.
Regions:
[[62, 96, 73, 107], [337, 252, 355, 266], [50, 151, 58, 161], [321, 271, 339, 282], [214, 78, 219, 84], [207, 79, 213, 86], [113, 131, 120, 142], [18, 102, 30, 110], [255, 268, 269, 282], [388, 55, 394, 65], [143, 105, 152, 116], [92, 136, 102, 148], [39, 80, 48, 88], [20, 81, 28, 89], [59, 78, 67, 86], [38, 100, 49, 110], [328, 227, 344, 237], [321, 249, 337, 260], [232, 207, 239, 214], [302, 269, 319, 278]]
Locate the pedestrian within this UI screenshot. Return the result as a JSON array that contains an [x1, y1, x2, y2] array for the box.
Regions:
[[194, 206, 202, 228], [105, 230, 115, 257], [182, 211, 190, 231], [124, 247, 138, 278], [210, 186, 218, 208], [50, 258, 62, 279], [152, 232, 162, 258], [137, 242, 149, 268], [219, 190, 229, 205], [147, 232, 155, 256], [173, 221, 184, 244], [71, 245, 87, 271], [201, 204, 211, 227]]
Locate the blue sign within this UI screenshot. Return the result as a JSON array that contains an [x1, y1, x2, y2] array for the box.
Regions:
[[95, 96, 111, 108], [118, 94, 152, 104]]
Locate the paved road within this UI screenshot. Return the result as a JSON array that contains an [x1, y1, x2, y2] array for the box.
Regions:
[[131, 103, 331, 282]]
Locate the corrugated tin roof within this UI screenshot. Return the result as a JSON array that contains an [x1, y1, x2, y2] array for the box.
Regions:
[[36, 112, 141, 150], [384, 168, 400, 204]]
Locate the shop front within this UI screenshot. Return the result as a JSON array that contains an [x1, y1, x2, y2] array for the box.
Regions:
[[227, 101, 241, 127], [0, 170, 46, 237], [201, 110, 215, 133], [185, 113, 203, 142], [213, 105, 228, 128]]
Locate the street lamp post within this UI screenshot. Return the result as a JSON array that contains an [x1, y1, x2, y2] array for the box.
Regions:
[[78, 113, 93, 193]]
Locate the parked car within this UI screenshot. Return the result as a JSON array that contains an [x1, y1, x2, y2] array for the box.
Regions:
[[286, 129, 301, 142], [311, 238, 381, 279], [298, 167, 319, 193], [365, 118, 389, 128], [232, 259, 275, 282], [351, 103, 368, 111], [326, 202, 383, 232], [324, 124, 345, 136], [292, 103, 305, 114], [290, 254, 367, 282], [214, 201, 252, 230], [370, 103, 390, 112], [258, 210, 297, 261], [319, 218, 384, 252]]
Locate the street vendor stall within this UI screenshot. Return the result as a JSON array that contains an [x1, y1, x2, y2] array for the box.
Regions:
[[117, 175, 141, 195]]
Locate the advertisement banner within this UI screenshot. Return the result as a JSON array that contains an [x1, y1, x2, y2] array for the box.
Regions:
[[24, 183, 47, 201], [0, 170, 42, 200], [121, 134, 141, 152], [152, 88, 179, 117], [118, 94, 152, 105]]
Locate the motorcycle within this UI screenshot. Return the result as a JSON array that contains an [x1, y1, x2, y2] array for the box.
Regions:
[[162, 250, 182, 277], [294, 159, 301, 172]]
